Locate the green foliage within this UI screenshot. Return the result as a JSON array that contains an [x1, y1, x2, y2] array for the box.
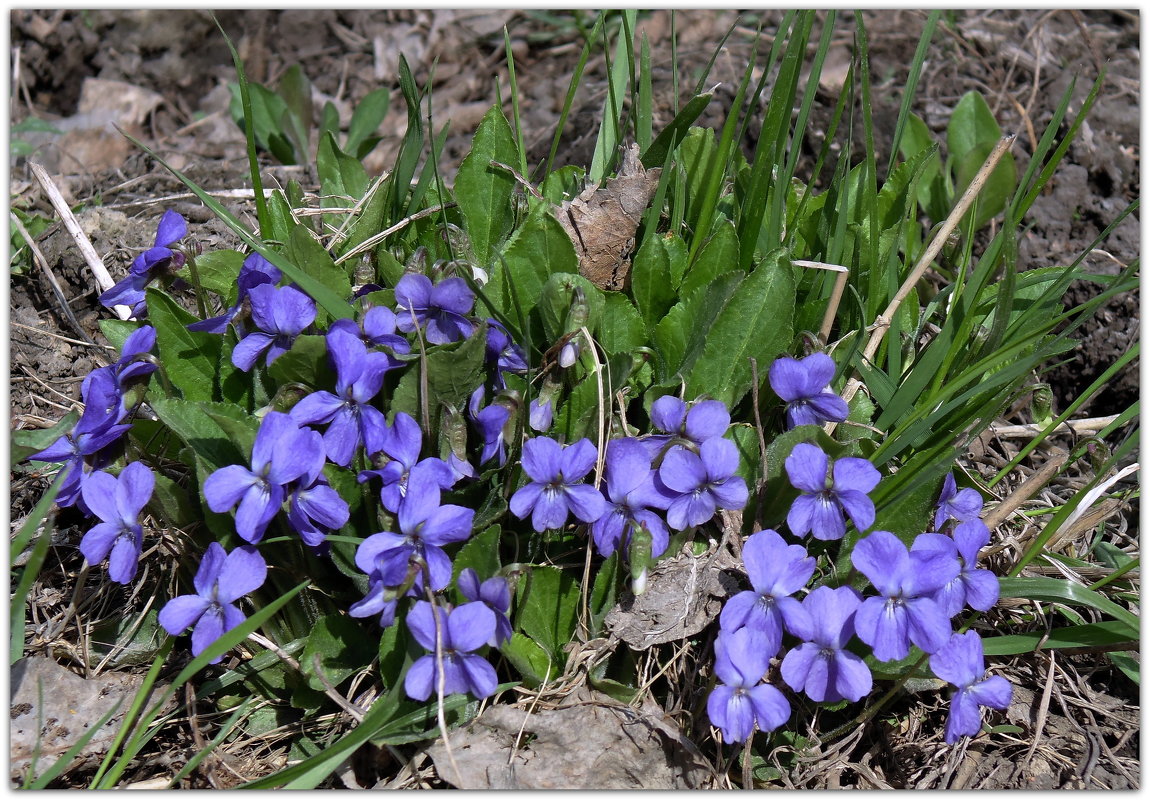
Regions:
[[229, 64, 389, 166]]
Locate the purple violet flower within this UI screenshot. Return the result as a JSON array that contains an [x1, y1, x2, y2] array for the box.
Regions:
[[643, 396, 730, 458], [509, 437, 606, 533], [187, 252, 281, 334], [458, 568, 512, 647], [706, 627, 791, 743], [469, 386, 513, 466], [851, 530, 959, 662], [911, 521, 1000, 617], [780, 585, 873, 703], [353, 460, 475, 592], [929, 630, 1013, 744], [231, 283, 316, 371], [656, 437, 748, 531], [485, 319, 527, 378], [719, 529, 815, 653], [203, 411, 324, 543], [357, 411, 456, 512], [768, 353, 849, 429], [785, 443, 880, 540], [78, 462, 154, 584], [590, 437, 671, 559], [528, 398, 554, 433], [403, 601, 498, 701], [100, 210, 188, 316], [289, 325, 392, 466], [286, 452, 350, 549], [394, 274, 475, 345], [934, 473, 984, 531], [81, 326, 158, 406], [29, 369, 131, 508], [158, 542, 267, 663]]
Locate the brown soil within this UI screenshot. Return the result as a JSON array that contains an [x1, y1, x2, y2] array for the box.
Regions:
[[9, 9, 1139, 790]]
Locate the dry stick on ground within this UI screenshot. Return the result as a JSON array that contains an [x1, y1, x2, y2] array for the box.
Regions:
[[827, 134, 1017, 437], [982, 449, 1068, 531], [28, 161, 134, 321]]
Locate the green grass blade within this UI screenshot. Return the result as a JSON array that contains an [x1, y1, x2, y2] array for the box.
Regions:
[[997, 576, 1139, 637], [982, 620, 1138, 657], [213, 14, 269, 236], [637, 32, 653, 152], [886, 11, 940, 175], [116, 130, 352, 321], [92, 580, 309, 788], [10, 470, 63, 664], [503, 27, 529, 178], [589, 9, 636, 183], [544, 12, 607, 177]]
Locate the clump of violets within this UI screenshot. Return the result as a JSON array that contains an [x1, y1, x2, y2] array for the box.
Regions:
[[707, 626, 791, 743], [768, 352, 849, 429], [851, 530, 958, 662], [934, 473, 984, 530], [590, 437, 670, 560], [403, 601, 497, 701], [203, 412, 325, 544], [657, 437, 748, 531], [780, 585, 873, 704]]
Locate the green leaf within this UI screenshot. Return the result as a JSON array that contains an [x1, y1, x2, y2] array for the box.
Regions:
[[684, 249, 796, 408], [346, 88, 390, 159], [186, 249, 246, 300], [147, 473, 195, 529], [641, 92, 713, 169], [589, 552, 619, 637], [98, 319, 140, 351], [317, 131, 368, 203], [11, 412, 78, 468], [390, 322, 488, 438], [146, 288, 222, 402], [501, 633, 554, 688], [538, 272, 606, 343], [629, 233, 675, 327], [947, 91, 1015, 227], [653, 270, 743, 384], [493, 205, 577, 323], [450, 524, 502, 604], [997, 577, 1140, 638], [597, 293, 647, 356], [298, 614, 378, 693], [150, 398, 250, 472], [285, 224, 352, 309], [679, 220, 740, 300], [267, 334, 336, 390], [454, 106, 520, 265], [515, 565, 580, 662]]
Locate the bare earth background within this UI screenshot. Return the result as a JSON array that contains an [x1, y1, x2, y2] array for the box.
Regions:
[[9, 10, 1139, 789]]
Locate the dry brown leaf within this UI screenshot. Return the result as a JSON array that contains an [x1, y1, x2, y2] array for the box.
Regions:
[[556, 143, 661, 291], [604, 540, 740, 650]]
